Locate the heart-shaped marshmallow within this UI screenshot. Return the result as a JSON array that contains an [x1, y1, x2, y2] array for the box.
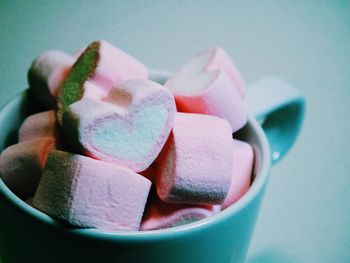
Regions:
[[165, 47, 247, 132], [57, 40, 148, 123], [62, 79, 176, 172]]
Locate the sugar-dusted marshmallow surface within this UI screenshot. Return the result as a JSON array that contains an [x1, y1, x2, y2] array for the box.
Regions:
[[28, 50, 75, 108], [221, 139, 254, 209], [156, 113, 233, 205], [18, 110, 61, 143], [140, 191, 221, 230], [0, 138, 55, 199], [165, 47, 247, 132], [62, 79, 176, 172], [57, 40, 148, 123], [33, 150, 151, 231]]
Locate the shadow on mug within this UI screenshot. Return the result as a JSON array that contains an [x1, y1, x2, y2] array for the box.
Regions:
[[0, 71, 298, 263]]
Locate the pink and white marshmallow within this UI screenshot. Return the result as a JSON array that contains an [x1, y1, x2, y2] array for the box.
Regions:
[[62, 79, 176, 172], [33, 150, 151, 231], [156, 112, 233, 205], [57, 40, 148, 123], [165, 47, 247, 132], [0, 138, 55, 199], [221, 139, 254, 209], [140, 192, 221, 230], [28, 50, 75, 108]]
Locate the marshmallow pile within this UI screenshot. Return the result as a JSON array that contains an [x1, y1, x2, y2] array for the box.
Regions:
[[0, 40, 254, 231]]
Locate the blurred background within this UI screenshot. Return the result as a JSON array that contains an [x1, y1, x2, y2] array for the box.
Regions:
[[0, 1, 349, 262]]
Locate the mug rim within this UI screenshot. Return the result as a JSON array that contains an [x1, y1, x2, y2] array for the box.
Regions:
[[0, 71, 271, 242]]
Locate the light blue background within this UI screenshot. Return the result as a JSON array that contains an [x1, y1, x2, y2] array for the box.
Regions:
[[0, 1, 349, 262]]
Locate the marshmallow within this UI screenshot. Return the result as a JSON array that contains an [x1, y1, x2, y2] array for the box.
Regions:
[[62, 79, 176, 172], [221, 139, 254, 209], [28, 50, 75, 109], [18, 110, 61, 142], [165, 47, 247, 132], [0, 138, 55, 199], [33, 150, 151, 231], [140, 191, 221, 230], [18, 110, 73, 151], [156, 113, 233, 205], [57, 40, 148, 123]]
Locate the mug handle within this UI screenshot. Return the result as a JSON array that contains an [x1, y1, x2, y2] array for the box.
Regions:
[[245, 77, 305, 165]]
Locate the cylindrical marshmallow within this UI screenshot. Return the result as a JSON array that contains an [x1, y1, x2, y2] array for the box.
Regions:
[[156, 112, 233, 205], [140, 191, 221, 231], [18, 110, 73, 151], [165, 47, 247, 132], [28, 50, 75, 109], [0, 138, 55, 199], [221, 139, 254, 210], [19, 110, 60, 142], [33, 150, 152, 231]]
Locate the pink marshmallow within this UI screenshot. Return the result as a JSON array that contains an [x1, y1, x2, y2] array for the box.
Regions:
[[221, 139, 254, 210], [28, 50, 75, 108], [0, 138, 55, 199], [83, 40, 148, 93], [140, 191, 221, 230], [62, 79, 176, 172], [33, 150, 151, 231], [208, 47, 246, 98], [57, 40, 148, 123], [156, 112, 233, 205], [18, 110, 73, 151], [18, 110, 60, 142], [165, 47, 247, 132]]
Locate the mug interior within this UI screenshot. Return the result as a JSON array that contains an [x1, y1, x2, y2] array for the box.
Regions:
[[0, 71, 271, 241]]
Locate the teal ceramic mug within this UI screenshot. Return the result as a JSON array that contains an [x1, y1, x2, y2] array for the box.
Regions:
[[0, 70, 305, 263]]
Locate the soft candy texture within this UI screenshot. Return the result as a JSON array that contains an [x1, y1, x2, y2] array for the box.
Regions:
[[0, 138, 55, 199], [156, 113, 233, 205], [33, 150, 151, 231], [165, 47, 247, 132], [28, 50, 75, 108], [18, 110, 61, 143], [57, 40, 148, 123], [140, 192, 221, 230], [62, 79, 176, 172], [221, 139, 254, 209]]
